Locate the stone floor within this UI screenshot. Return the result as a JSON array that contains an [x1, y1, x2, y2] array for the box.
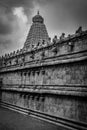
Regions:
[[0, 106, 70, 130]]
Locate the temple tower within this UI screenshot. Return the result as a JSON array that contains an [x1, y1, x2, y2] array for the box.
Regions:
[[23, 11, 49, 50]]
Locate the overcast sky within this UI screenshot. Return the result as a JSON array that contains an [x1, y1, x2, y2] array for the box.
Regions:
[[0, 0, 87, 56]]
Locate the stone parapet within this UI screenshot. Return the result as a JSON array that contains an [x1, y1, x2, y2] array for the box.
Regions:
[[0, 29, 87, 70]]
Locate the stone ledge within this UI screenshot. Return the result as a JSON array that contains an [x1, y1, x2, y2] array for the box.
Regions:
[[1, 85, 87, 97]]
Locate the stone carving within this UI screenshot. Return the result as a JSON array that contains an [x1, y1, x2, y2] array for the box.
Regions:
[[53, 35, 58, 44], [68, 42, 74, 51], [75, 26, 82, 34], [15, 57, 18, 64], [9, 60, 11, 65], [30, 53, 34, 59], [23, 12, 49, 51], [41, 51, 45, 59], [22, 56, 25, 63], [52, 47, 58, 55], [60, 33, 65, 40], [41, 70, 45, 75]]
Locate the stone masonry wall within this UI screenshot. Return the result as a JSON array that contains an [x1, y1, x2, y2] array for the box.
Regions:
[[2, 91, 87, 123], [1, 60, 87, 87]]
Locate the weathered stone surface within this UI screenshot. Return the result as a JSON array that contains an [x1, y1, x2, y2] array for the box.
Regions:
[[0, 12, 87, 129]]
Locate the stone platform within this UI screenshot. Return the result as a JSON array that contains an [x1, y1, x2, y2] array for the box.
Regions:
[[0, 106, 71, 130]]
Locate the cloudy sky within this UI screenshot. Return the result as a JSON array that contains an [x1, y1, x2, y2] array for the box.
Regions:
[[0, 0, 87, 55]]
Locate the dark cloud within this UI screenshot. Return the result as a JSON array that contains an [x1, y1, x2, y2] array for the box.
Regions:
[[60, 0, 87, 26], [0, 0, 34, 16], [40, 0, 87, 37], [0, 0, 33, 55], [0, 21, 12, 35], [0, 0, 87, 36], [0, 0, 32, 35], [0, 0, 87, 55]]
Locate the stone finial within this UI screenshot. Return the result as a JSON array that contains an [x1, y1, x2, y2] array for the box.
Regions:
[[13, 51, 15, 56], [37, 10, 39, 15], [2, 56, 4, 59], [47, 37, 51, 45], [48, 37, 51, 42], [42, 40, 45, 45], [68, 34, 71, 38], [54, 35, 57, 39], [60, 33, 65, 40], [17, 49, 19, 53], [53, 35, 58, 44], [75, 26, 82, 34], [37, 42, 40, 47]]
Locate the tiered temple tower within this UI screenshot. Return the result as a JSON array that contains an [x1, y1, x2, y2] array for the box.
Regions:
[[23, 11, 49, 50], [0, 12, 87, 130]]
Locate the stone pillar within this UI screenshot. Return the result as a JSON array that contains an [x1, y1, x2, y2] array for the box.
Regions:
[[24, 72, 27, 87], [36, 71, 40, 84], [21, 94, 25, 107], [27, 95, 30, 108], [39, 96, 45, 112], [16, 93, 20, 106], [24, 94, 29, 108], [0, 84, 2, 103], [28, 72, 31, 85], [20, 71, 23, 87], [34, 96, 39, 111], [29, 95, 34, 110], [19, 93, 22, 107], [31, 71, 35, 85], [36, 70, 42, 85], [26, 72, 29, 85], [41, 70, 45, 85]]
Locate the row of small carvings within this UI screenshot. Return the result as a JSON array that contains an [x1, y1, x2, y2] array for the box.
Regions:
[[0, 41, 74, 67], [0, 26, 85, 61], [2, 91, 45, 101]]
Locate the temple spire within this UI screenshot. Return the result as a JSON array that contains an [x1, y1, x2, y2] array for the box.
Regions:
[[37, 10, 39, 15], [23, 12, 49, 50]]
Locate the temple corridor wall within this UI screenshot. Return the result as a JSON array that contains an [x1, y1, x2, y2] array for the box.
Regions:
[[1, 91, 87, 123], [1, 60, 87, 87]]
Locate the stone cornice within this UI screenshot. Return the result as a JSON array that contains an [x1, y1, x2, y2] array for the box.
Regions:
[[0, 49, 87, 73], [1, 85, 87, 97]]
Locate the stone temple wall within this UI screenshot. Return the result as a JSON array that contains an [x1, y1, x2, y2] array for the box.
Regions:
[[0, 30, 87, 129], [0, 60, 87, 87], [1, 91, 87, 123]]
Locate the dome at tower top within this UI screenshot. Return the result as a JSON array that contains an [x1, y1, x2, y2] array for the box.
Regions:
[[23, 11, 49, 50], [32, 11, 44, 23]]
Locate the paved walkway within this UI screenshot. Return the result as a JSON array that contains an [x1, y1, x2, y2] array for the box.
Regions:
[[0, 107, 69, 130]]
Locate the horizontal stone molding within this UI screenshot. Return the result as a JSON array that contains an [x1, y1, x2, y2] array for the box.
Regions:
[[1, 84, 87, 97]]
